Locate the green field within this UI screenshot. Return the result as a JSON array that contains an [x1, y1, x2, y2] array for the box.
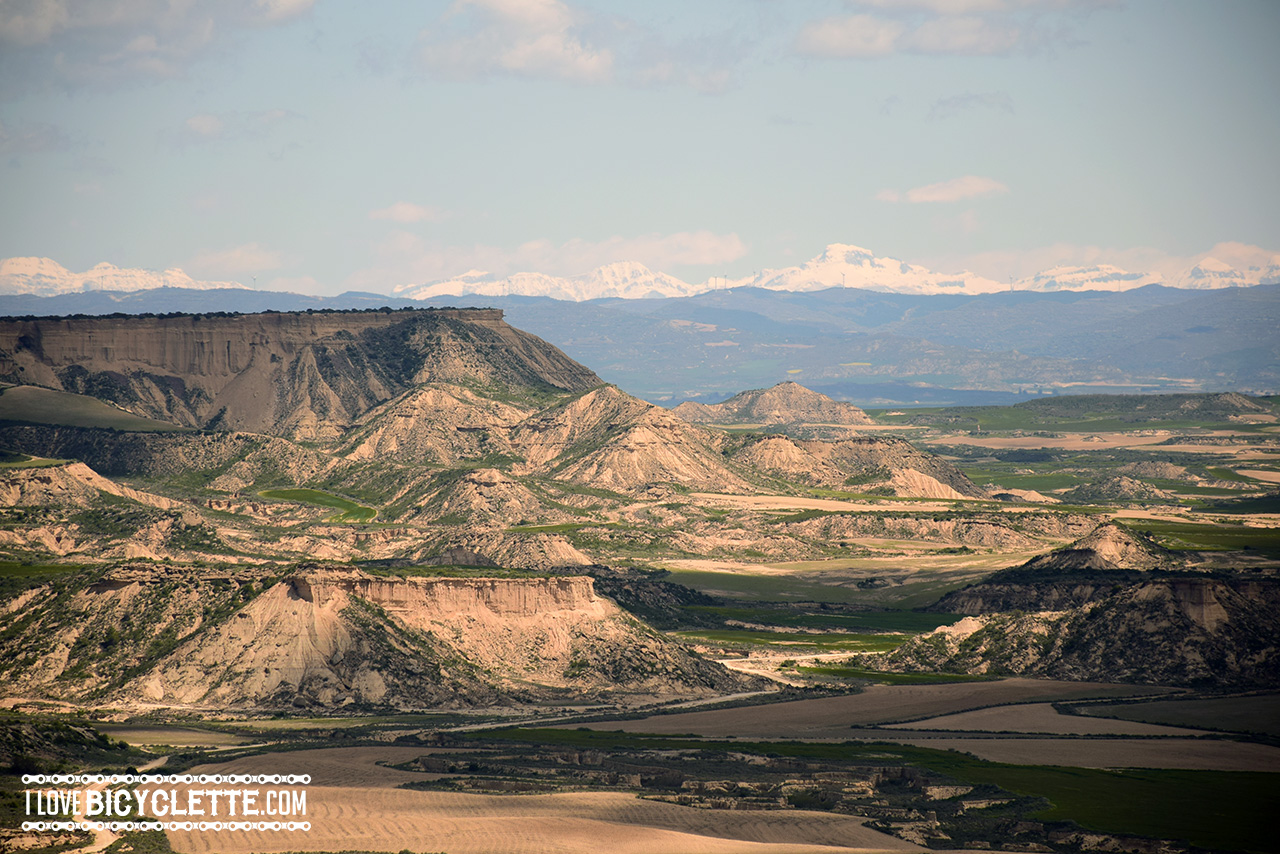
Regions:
[[869, 393, 1279, 435], [0, 561, 85, 595], [0, 454, 66, 469], [674, 628, 909, 651], [0, 385, 187, 432], [1127, 519, 1280, 556], [666, 567, 981, 610], [258, 488, 378, 522], [795, 665, 989, 684], [685, 605, 962, 634]]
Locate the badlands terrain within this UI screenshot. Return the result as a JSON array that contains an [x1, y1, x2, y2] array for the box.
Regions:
[[0, 307, 1278, 854]]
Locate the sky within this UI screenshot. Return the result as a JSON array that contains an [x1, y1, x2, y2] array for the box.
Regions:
[[1, 0, 1278, 295]]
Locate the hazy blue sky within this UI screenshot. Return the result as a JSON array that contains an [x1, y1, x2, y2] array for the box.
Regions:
[[2, 0, 1277, 294]]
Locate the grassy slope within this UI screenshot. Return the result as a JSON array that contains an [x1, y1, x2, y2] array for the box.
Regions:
[[258, 488, 378, 522], [0, 385, 187, 432]]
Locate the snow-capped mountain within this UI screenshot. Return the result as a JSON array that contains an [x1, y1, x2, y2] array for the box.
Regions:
[[741, 244, 1006, 295], [7, 243, 1278, 303], [396, 261, 702, 301], [1012, 265, 1164, 292], [399, 244, 1279, 301], [1170, 255, 1280, 289], [0, 258, 246, 296]]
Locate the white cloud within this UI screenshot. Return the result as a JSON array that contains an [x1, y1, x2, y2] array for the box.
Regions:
[[189, 243, 285, 276], [252, 0, 315, 25], [348, 230, 748, 291], [874, 189, 902, 203], [185, 113, 224, 137], [369, 202, 447, 224], [0, 1, 314, 97], [893, 175, 1010, 203], [902, 15, 1022, 55], [418, 0, 613, 83], [794, 15, 904, 58], [793, 2, 1114, 60]]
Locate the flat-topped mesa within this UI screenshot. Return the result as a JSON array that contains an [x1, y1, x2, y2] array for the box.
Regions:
[[288, 567, 609, 618], [0, 308, 599, 441]]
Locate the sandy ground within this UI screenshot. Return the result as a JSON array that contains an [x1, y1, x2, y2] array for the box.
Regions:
[[690, 493, 964, 512], [932, 433, 1173, 451], [167, 748, 924, 854], [1237, 468, 1280, 483], [569, 680, 1167, 737], [932, 431, 1280, 455], [881, 737, 1280, 772], [881, 702, 1204, 736]]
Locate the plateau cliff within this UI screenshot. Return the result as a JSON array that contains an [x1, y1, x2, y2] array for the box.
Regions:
[[0, 309, 600, 440]]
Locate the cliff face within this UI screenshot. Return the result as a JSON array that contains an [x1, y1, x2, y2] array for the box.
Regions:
[[0, 309, 599, 440], [0, 566, 744, 711]]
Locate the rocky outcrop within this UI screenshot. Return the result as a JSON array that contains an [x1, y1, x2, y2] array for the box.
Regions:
[[512, 386, 757, 493], [1060, 475, 1178, 505], [0, 309, 599, 441], [0, 461, 178, 511], [338, 384, 533, 466], [730, 433, 986, 499], [409, 468, 569, 526], [862, 578, 1280, 688], [673, 381, 873, 427], [1018, 521, 1174, 572], [930, 523, 1180, 614]]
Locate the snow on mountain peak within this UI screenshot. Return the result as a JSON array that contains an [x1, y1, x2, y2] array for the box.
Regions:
[[400, 259, 698, 301], [0, 257, 247, 296]]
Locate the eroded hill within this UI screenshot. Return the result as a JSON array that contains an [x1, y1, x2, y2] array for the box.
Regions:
[[0, 564, 747, 711]]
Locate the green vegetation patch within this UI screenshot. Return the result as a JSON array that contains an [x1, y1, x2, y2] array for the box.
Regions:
[[1130, 519, 1280, 556], [0, 561, 86, 596], [0, 385, 187, 432], [686, 605, 962, 634], [795, 665, 990, 684], [674, 628, 909, 652], [259, 488, 378, 522]]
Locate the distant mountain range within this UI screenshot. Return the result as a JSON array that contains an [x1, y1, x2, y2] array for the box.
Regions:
[[3, 282, 1276, 406], [394, 243, 1280, 301], [0, 257, 245, 296], [4, 242, 1278, 300]]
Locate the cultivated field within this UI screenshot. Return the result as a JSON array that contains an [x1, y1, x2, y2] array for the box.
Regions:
[[878, 737, 1280, 772], [571, 679, 1168, 738], [169, 748, 922, 854], [881, 702, 1204, 736], [1076, 693, 1280, 737], [95, 725, 255, 748]]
